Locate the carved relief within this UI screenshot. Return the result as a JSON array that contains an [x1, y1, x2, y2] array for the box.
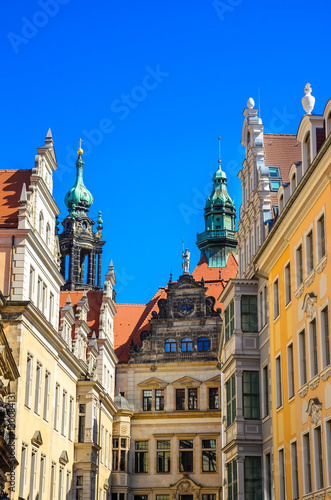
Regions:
[[302, 292, 317, 320], [120, 425, 127, 434], [308, 375, 320, 390], [307, 397, 322, 426], [298, 385, 309, 398], [178, 481, 193, 493]]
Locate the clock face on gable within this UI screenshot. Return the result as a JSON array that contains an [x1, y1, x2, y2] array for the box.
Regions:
[[179, 301, 194, 315]]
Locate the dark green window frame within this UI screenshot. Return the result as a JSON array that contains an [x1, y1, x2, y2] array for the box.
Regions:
[[228, 459, 238, 500], [244, 456, 262, 500], [241, 295, 258, 332], [243, 371, 260, 419], [225, 300, 235, 343], [226, 374, 236, 427]]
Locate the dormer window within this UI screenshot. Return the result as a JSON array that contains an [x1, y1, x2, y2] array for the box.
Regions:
[[304, 132, 311, 168], [39, 212, 44, 235], [269, 167, 281, 191], [279, 195, 284, 212], [290, 173, 296, 194], [46, 223, 50, 246]]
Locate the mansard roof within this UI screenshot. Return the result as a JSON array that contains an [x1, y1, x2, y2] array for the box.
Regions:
[[0, 169, 32, 227], [114, 253, 238, 362]]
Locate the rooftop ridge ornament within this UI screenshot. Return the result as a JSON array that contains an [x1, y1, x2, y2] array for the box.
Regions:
[[218, 136, 221, 169], [77, 138, 83, 156], [302, 83, 315, 115]]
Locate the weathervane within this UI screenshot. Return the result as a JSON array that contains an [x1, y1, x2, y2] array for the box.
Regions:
[[218, 136, 221, 168]]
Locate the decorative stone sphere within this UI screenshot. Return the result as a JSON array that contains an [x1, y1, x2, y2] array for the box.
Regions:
[[302, 83, 315, 115], [247, 97, 255, 109], [77, 147, 83, 155]]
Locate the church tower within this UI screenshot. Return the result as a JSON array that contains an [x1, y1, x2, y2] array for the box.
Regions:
[[196, 149, 237, 267], [58, 143, 105, 290]]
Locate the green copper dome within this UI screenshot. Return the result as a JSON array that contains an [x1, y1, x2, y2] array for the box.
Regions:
[[64, 152, 93, 213]]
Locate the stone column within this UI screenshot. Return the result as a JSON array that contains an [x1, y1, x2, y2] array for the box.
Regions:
[[236, 370, 243, 419], [69, 246, 75, 284], [88, 252, 93, 286], [237, 455, 245, 500], [97, 252, 102, 288], [81, 256, 85, 283], [91, 251, 96, 288]]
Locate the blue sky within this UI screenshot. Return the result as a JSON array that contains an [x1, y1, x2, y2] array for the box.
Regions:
[[1, 0, 330, 303]]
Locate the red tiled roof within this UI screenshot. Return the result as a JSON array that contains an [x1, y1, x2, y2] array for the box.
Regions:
[[114, 254, 238, 362], [60, 290, 103, 336], [264, 134, 302, 210], [0, 170, 32, 228]]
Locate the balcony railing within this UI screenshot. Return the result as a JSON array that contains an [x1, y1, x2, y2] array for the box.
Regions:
[[196, 229, 235, 244]]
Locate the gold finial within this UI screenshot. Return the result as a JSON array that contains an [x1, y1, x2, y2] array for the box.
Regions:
[[77, 138, 83, 156], [218, 136, 221, 169]]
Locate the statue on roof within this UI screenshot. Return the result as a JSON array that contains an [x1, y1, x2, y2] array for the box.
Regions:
[[182, 248, 190, 274]]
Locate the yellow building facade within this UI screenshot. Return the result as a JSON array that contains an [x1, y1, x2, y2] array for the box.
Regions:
[[254, 100, 331, 499]]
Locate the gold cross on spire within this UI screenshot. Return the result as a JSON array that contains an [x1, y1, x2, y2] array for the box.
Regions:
[[77, 138, 83, 156]]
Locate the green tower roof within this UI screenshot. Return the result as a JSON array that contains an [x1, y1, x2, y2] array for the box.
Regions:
[[64, 147, 93, 214]]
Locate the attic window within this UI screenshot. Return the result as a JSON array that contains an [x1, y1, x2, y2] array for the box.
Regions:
[[269, 167, 281, 191], [270, 180, 281, 191], [269, 167, 280, 177]]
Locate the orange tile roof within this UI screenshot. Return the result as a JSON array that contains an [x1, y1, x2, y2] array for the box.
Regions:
[[0, 170, 32, 228], [60, 290, 103, 336], [114, 254, 238, 362]]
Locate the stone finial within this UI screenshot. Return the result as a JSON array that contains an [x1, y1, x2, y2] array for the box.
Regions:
[[302, 83, 315, 115], [19, 183, 27, 203], [45, 128, 53, 147], [247, 97, 255, 109]]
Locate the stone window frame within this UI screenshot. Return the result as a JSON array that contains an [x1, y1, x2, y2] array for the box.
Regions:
[[171, 377, 201, 412], [290, 439, 299, 500], [138, 378, 168, 412], [294, 238, 304, 291], [318, 298, 330, 370], [304, 222, 315, 279], [272, 276, 280, 321], [315, 206, 326, 265], [204, 375, 221, 411], [277, 446, 286, 499], [284, 260, 291, 307]]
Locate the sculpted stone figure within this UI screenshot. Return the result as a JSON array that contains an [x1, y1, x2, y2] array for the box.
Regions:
[[182, 248, 190, 274]]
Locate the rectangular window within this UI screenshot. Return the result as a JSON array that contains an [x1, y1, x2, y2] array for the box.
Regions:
[[243, 371, 260, 419], [202, 439, 216, 472], [306, 230, 314, 274], [59, 467, 64, 500], [54, 383, 60, 430], [156, 496, 169, 500], [326, 420, 331, 487], [120, 449, 126, 471], [225, 299, 235, 342], [155, 389, 164, 411], [43, 370, 50, 421], [287, 343, 295, 399], [157, 440, 170, 473], [76, 476, 83, 500], [241, 295, 258, 332], [134, 497, 148, 500], [285, 262, 291, 305], [78, 404, 85, 443], [244, 456, 262, 500], [135, 441, 148, 473], [25, 354, 33, 408], [278, 448, 286, 500], [259, 290, 263, 329], [269, 166, 280, 177], [49, 292, 54, 323], [105, 430, 108, 467], [314, 426, 324, 490], [29, 449, 37, 500], [143, 390, 152, 411], [29, 266, 35, 300], [273, 279, 279, 319], [270, 180, 281, 190], [290, 441, 299, 500], [188, 388, 197, 410], [37, 276, 42, 308], [179, 440, 193, 472], [263, 365, 269, 417], [303, 432, 312, 493], [296, 244, 303, 287], [309, 320, 319, 378], [265, 453, 272, 500], [264, 285, 268, 325], [226, 374, 236, 426], [50, 462, 56, 500], [42, 282, 47, 314], [19, 444, 28, 498], [68, 397, 74, 440], [275, 355, 282, 408], [39, 454, 46, 500], [317, 213, 326, 261], [227, 459, 237, 500], [112, 438, 119, 471], [176, 388, 185, 410], [209, 387, 219, 409], [34, 362, 42, 414], [61, 390, 67, 436], [299, 329, 307, 386], [321, 306, 330, 368]]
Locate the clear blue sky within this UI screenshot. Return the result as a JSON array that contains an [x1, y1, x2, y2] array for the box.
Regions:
[[1, 0, 330, 303]]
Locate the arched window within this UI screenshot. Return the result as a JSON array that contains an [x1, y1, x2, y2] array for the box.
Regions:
[[39, 212, 44, 235], [290, 173, 296, 194], [46, 223, 50, 245], [198, 337, 210, 351], [181, 337, 193, 352], [279, 195, 284, 212], [165, 338, 176, 352]]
